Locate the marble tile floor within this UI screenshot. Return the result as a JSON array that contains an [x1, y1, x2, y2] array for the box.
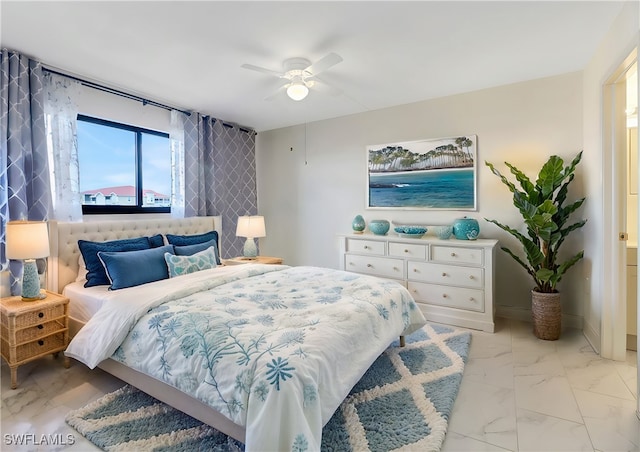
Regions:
[[0, 318, 637, 451]]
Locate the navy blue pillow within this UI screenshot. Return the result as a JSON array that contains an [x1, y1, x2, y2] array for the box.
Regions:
[[78, 237, 151, 287], [166, 231, 220, 264], [98, 245, 174, 290], [173, 239, 218, 257], [148, 234, 165, 248]]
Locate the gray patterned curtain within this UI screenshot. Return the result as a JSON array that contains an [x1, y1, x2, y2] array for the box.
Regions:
[[0, 49, 52, 294], [182, 113, 257, 258]]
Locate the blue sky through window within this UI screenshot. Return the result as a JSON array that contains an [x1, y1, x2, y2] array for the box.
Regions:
[[77, 119, 171, 203]]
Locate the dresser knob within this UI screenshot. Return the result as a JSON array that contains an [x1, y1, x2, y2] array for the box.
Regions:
[[404, 249, 409, 253], [442, 294, 448, 298], [469, 275, 475, 279], [442, 272, 447, 277], [450, 252, 456, 257], [38, 312, 44, 318], [364, 246, 369, 250], [37, 324, 43, 330], [38, 340, 44, 346], [413, 268, 418, 272], [470, 297, 476, 302], [367, 264, 373, 268], [393, 267, 399, 271]]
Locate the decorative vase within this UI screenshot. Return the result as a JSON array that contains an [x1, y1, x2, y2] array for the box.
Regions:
[[531, 290, 561, 340], [368, 219, 390, 235], [452, 217, 480, 240], [352, 215, 366, 234]]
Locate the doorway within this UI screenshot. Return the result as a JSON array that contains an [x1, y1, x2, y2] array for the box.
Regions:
[[602, 47, 638, 419]]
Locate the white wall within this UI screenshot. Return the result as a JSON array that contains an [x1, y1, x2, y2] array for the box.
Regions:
[[257, 72, 584, 320], [76, 86, 170, 133], [581, 1, 639, 352]]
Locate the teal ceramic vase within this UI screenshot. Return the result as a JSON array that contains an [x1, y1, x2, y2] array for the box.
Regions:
[[352, 215, 366, 234], [452, 217, 480, 240]]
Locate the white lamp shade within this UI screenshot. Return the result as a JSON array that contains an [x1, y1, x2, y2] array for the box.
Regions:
[[236, 216, 266, 238], [6, 221, 50, 259], [286, 82, 309, 101]]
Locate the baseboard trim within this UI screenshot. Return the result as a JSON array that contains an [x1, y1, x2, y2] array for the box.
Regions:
[[496, 306, 583, 330], [583, 320, 601, 355]]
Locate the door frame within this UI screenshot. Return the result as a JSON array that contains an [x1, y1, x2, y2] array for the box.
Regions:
[[601, 48, 639, 420], [602, 49, 635, 362]]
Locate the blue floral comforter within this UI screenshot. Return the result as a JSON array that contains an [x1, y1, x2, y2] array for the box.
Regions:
[[66, 264, 426, 451]]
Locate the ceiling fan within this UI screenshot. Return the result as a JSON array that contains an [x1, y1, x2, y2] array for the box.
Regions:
[[241, 53, 343, 101]]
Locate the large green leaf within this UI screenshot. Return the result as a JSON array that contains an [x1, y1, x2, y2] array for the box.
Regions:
[[537, 156, 564, 198]]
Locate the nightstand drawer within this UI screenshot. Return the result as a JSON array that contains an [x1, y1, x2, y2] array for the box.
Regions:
[[408, 261, 483, 289], [1, 304, 65, 330], [1, 332, 66, 365], [15, 319, 65, 344]]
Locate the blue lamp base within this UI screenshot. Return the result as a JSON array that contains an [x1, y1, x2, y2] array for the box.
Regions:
[[242, 238, 258, 259], [21, 259, 44, 301]]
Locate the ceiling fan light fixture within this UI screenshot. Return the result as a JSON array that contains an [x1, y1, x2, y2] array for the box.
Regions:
[[286, 82, 309, 101]]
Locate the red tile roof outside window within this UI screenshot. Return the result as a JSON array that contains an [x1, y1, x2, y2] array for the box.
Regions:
[[81, 185, 170, 207]]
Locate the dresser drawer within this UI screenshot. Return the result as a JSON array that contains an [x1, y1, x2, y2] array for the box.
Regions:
[[408, 281, 484, 312], [345, 254, 404, 280], [346, 238, 385, 256], [408, 261, 483, 289], [388, 242, 427, 260], [431, 246, 483, 265]]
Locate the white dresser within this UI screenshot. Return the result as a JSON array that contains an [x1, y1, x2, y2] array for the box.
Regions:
[[338, 234, 498, 332]]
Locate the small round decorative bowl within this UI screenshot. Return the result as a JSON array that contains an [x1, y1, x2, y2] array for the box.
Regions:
[[394, 226, 427, 238], [368, 219, 390, 235], [434, 225, 453, 240]]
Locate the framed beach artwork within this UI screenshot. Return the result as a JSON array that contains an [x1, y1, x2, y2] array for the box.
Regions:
[[366, 135, 477, 210]]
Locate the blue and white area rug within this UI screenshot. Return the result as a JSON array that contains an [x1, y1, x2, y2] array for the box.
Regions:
[[66, 323, 471, 452]]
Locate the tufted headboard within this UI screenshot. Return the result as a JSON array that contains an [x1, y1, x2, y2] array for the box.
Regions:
[[48, 216, 222, 293]]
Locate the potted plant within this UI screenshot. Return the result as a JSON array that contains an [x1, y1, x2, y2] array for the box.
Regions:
[[485, 151, 586, 340]]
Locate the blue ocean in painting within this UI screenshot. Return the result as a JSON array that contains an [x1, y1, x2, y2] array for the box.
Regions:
[[369, 168, 474, 208]]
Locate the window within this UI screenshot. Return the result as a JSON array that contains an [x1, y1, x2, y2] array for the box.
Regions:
[[77, 115, 171, 214]]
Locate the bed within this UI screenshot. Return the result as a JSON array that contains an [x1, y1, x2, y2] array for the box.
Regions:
[[49, 216, 426, 451]]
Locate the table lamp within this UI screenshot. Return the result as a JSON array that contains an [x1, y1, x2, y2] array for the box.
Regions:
[[236, 216, 266, 259], [6, 221, 50, 301]]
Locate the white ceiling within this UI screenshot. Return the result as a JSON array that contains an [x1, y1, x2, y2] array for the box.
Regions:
[[1, 1, 627, 132]]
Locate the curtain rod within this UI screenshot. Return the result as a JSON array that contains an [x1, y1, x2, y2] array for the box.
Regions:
[[42, 66, 192, 116], [42, 66, 256, 135]]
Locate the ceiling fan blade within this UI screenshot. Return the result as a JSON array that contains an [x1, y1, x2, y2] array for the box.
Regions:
[[309, 76, 342, 96], [264, 82, 289, 101], [305, 53, 343, 75], [241, 63, 284, 77]]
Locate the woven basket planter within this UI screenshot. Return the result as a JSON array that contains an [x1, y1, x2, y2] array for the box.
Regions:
[[531, 290, 561, 340]]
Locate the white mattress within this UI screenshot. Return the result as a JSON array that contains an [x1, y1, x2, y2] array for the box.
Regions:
[[63, 281, 112, 323]]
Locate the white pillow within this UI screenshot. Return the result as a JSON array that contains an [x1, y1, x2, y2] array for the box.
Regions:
[[76, 254, 88, 282]]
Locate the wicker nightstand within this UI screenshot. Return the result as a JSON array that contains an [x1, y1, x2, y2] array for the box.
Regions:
[[0, 291, 70, 389]]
